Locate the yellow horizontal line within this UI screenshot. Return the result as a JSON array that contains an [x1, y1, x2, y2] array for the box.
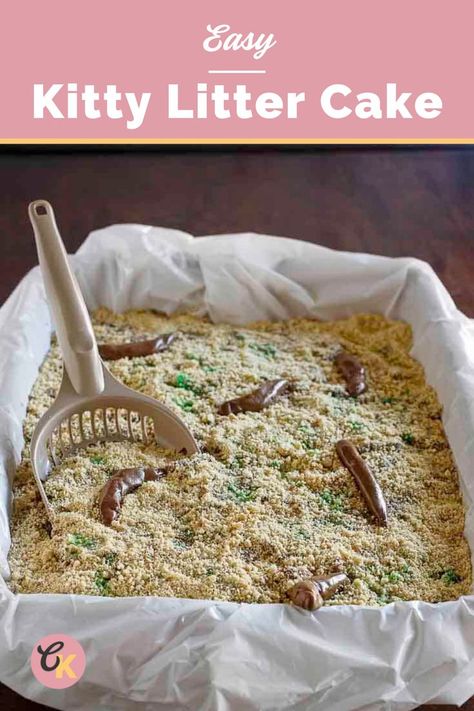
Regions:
[[0, 137, 473, 145]]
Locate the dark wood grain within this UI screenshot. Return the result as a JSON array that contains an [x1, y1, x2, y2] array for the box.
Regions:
[[0, 146, 473, 313], [0, 146, 473, 710]]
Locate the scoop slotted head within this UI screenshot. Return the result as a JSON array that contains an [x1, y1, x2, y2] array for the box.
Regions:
[[28, 200, 199, 517]]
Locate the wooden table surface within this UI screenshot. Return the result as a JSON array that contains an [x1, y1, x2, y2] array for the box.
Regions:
[[0, 146, 473, 709]]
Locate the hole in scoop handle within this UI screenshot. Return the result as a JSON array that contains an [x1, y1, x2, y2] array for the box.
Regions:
[[29, 199, 105, 397]]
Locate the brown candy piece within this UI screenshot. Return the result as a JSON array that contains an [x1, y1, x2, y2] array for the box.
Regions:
[[288, 573, 348, 611], [289, 580, 324, 611], [335, 350, 366, 397], [98, 333, 177, 361], [336, 439, 387, 526], [218, 379, 290, 416], [143, 467, 167, 482], [99, 466, 167, 525]]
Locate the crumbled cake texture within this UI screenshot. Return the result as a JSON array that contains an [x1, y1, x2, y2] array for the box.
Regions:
[[8, 310, 472, 606]]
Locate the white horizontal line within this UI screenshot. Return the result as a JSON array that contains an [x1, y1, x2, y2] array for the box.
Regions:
[[208, 70, 266, 74]]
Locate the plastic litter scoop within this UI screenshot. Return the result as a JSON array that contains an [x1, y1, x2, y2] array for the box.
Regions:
[[28, 199, 199, 517]]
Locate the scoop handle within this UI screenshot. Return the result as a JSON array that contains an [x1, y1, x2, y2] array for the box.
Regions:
[[29, 200, 104, 396]]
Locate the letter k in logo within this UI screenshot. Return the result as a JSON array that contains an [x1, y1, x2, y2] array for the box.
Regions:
[[55, 654, 77, 679]]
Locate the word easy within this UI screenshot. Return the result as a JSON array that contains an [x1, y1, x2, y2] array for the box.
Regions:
[[33, 84, 151, 129], [203, 24, 276, 60]]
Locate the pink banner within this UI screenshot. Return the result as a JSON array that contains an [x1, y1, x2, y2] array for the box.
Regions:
[[1, 0, 473, 141]]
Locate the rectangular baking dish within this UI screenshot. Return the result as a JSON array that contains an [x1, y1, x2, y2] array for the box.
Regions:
[[1, 226, 473, 711]]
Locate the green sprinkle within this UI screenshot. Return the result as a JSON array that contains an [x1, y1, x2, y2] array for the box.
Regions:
[[174, 372, 202, 395], [203, 365, 216, 372], [402, 432, 415, 445], [104, 553, 117, 566], [269, 460, 281, 469], [382, 397, 395, 404], [295, 527, 310, 540], [249, 342, 277, 358], [439, 568, 462, 584], [298, 424, 316, 450], [227, 482, 257, 503], [349, 421, 364, 431], [175, 373, 191, 389], [174, 397, 194, 412], [318, 489, 346, 512], [69, 533, 96, 549], [387, 571, 402, 583], [94, 571, 110, 595], [90, 456, 104, 465]]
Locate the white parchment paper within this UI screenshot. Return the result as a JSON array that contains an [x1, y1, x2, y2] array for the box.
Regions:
[[1, 226, 473, 710]]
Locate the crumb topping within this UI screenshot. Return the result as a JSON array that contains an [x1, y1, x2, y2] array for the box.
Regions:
[[7, 309, 472, 605]]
